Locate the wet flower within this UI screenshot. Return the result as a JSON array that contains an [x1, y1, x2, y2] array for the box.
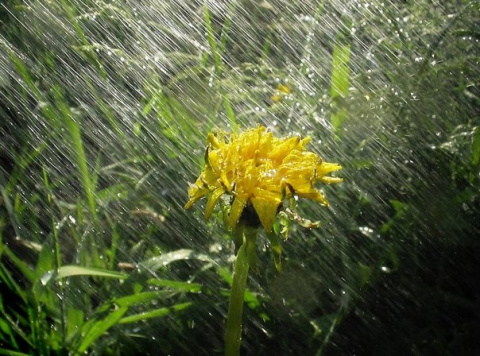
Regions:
[[185, 126, 342, 232]]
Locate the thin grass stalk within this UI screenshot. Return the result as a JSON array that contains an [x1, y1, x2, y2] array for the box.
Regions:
[[42, 168, 67, 346], [52, 86, 98, 221], [204, 4, 222, 73], [330, 17, 352, 133]]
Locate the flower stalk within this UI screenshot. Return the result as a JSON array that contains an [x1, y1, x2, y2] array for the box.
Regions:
[[225, 225, 257, 356]]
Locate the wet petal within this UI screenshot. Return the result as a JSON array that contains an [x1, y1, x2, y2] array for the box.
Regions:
[[319, 176, 343, 184], [204, 187, 225, 220], [316, 162, 342, 176], [296, 189, 329, 206], [268, 136, 300, 163], [251, 196, 281, 232], [228, 197, 247, 228], [184, 182, 208, 209]]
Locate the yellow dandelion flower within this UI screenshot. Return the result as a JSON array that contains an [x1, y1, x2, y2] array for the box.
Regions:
[[185, 126, 342, 232]]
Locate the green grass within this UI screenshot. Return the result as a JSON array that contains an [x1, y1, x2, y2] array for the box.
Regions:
[[329, 16, 352, 134]]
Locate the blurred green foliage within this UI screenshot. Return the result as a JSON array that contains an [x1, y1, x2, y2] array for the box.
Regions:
[[0, 0, 479, 355]]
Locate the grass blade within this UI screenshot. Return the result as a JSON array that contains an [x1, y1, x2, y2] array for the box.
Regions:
[[76, 307, 128, 354], [139, 249, 213, 272], [330, 18, 352, 133], [118, 302, 192, 324], [41, 265, 128, 285]]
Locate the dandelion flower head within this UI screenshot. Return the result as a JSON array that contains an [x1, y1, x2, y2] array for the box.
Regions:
[[185, 126, 342, 232]]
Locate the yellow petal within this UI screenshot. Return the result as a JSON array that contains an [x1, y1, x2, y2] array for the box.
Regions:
[[184, 182, 208, 209], [228, 197, 246, 229], [271, 94, 282, 103], [251, 196, 281, 232], [296, 189, 329, 206], [316, 162, 342, 176], [268, 136, 300, 163], [220, 170, 232, 191], [203, 167, 220, 188], [319, 176, 343, 184], [204, 187, 225, 220], [207, 150, 222, 173], [277, 83, 291, 94], [298, 136, 311, 148]]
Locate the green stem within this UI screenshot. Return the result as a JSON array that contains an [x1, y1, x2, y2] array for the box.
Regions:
[[225, 227, 257, 356]]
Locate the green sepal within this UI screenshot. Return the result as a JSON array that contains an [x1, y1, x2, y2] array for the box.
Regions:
[[232, 223, 244, 255], [244, 226, 259, 272], [266, 230, 283, 272]]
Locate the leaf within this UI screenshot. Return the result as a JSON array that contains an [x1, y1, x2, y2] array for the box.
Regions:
[[118, 302, 192, 324], [66, 306, 84, 340], [330, 17, 352, 133], [472, 127, 480, 166], [76, 307, 128, 354], [203, 5, 221, 72], [0, 349, 31, 356], [114, 291, 175, 308], [96, 184, 128, 205], [223, 96, 238, 132], [41, 265, 128, 285], [358, 262, 373, 287], [34, 240, 54, 281], [146, 279, 202, 293], [139, 249, 213, 272], [330, 43, 352, 100]]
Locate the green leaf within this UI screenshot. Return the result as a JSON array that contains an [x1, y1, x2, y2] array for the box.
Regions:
[[223, 96, 238, 133], [139, 249, 213, 272], [76, 307, 128, 354], [358, 262, 373, 287], [66, 306, 84, 340], [96, 184, 128, 205], [203, 5, 221, 72], [34, 240, 54, 281], [147, 279, 202, 293], [330, 43, 352, 100], [472, 127, 480, 166], [114, 291, 174, 308], [0, 318, 17, 349], [118, 302, 192, 324], [41, 265, 128, 285], [0, 349, 31, 356], [330, 17, 352, 133], [52, 85, 97, 220]]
